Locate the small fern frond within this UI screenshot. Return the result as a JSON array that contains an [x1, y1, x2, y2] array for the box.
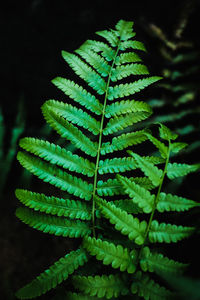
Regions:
[[19, 137, 95, 177], [145, 132, 168, 159], [17, 152, 93, 200], [16, 207, 91, 237], [96, 197, 147, 244], [149, 220, 194, 243], [15, 189, 91, 220], [140, 247, 188, 274], [15, 248, 88, 299], [116, 52, 142, 64], [98, 157, 137, 174], [72, 274, 129, 299], [80, 40, 115, 61], [51, 77, 103, 115], [119, 40, 147, 51], [167, 162, 200, 179], [83, 236, 136, 273], [117, 175, 155, 213], [111, 63, 149, 81]]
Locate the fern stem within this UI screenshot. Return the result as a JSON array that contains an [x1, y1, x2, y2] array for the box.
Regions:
[[91, 42, 121, 238]]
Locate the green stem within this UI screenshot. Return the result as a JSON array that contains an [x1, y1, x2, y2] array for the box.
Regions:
[[91, 43, 121, 237]]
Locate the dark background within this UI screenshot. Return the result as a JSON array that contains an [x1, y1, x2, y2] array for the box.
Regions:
[[1, 0, 200, 299]]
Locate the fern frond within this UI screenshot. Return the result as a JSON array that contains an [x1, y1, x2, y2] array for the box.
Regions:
[[120, 40, 147, 51], [131, 271, 172, 300], [111, 63, 149, 81], [115, 19, 136, 40], [96, 197, 147, 244], [67, 292, 101, 300], [158, 123, 178, 141], [52, 77, 103, 115], [16, 207, 91, 237], [105, 99, 152, 118], [108, 76, 162, 100], [15, 248, 88, 299], [128, 152, 163, 187], [97, 178, 123, 197], [41, 106, 98, 157], [157, 192, 199, 212], [98, 157, 137, 174], [145, 133, 168, 159], [96, 29, 119, 47], [101, 129, 149, 154], [15, 189, 91, 220], [17, 152, 93, 200], [72, 274, 128, 299], [116, 52, 142, 64], [19, 137, 95, 177], [103, 111, 150, 135], [140, 247, 188, 274], [81, 40, 115, 61], [149, 220, 194, 243], [111, 199, 142, 214], [83, 236, 136, 273], [117, 175, 154, 213], [167, 162, 200, 179], [62, 51, 106, 94], [43, 100, 100, 135]]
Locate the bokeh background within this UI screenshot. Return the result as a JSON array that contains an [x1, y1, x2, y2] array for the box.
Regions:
[[1, 0, 200, 299]]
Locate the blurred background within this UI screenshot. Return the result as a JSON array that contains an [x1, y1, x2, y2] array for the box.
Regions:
[[1, 0, 200, 299]]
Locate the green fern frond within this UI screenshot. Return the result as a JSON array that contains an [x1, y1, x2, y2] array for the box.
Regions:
[[145, 133, 168, 159], [17, 152, 93, 200], [52, 77, 103, 115], [97, 178, 123, 197], [120, 40, 147, 51], [149, 220, 194, 243], [80, 40, 115, 61], [16, 207, 91, 237], [72, 274, 129, 299], [83, 236, 136, 273], [167, 162, 200, 179], [140, 247, 188, 274], [98, 157, 137, 174], [111, 199, 142, 214], [96, 197, 147, 244], [115, 19, 136, 40], [15, 248, 88, 299], [19, 137, 95, 177], [15, 189, 91, 220], [67, 292, 102, 300], [111, 63, 149, 81], [158, 123, 178, 141]]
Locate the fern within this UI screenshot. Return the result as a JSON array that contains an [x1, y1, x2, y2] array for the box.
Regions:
[[15, 20, 199, 300]]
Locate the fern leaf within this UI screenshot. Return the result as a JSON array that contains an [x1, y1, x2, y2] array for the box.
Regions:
[[43, 100, 100, 135], [131, 271, 172, 300], [140, 247, 188, 274], [158, 123, 178, 141], [167, 162, 200, 179], [72, 274, 128, 299], [41, 106, 98, 157], [19, 137, 95, 177], [105, 99, 152, 118], [96, 197, 147, 244], [116, 52, 142, 65], [149, 220, 194, 243], [75, 47, 111, 77], [108, 76, 162, 100], [16, 207, 91, 237], [117, 175, 154, 213], [145, 133, 168, 159], [67, 292, 101, 300], [98, 157, 137, 174], [62, 51, 106, 94], [103, 111, 150, 135], [83, 236, 136, 273], [52, 77, 103, 115], [157, 192, 199, 212], [81, 40, 115, 61], [15, 248, 88, 299], [111, 63, 149, 81], [101, 130, 149, 154], [170, 142, 188, 154], [111, 199, 142, 214], [97, 178, 124, 197], [96, 29, 119, 47], [115, 19, 136, 40], [17, 152, 93, 200], [120, 40, 147, 51], [15, 189, 91, 220], [128, 152, 163, 186]]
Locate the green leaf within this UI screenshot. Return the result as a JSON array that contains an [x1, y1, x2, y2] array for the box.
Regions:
[[111, 199, 142, 214], [41, 105, 98, 157], [52, 77, 103, 115], [19, 137, 95, 177], [115, 19, 136, 41], [117, 175, 154, 214], [145, 133, 168, 159], [157, 192, 199, 212], [111, 63, 149, 81], [98, 157, 137, 174], [149, 220, 194, 243], [62, 51, 106, 95], [128, 152, 163, 187], [167, 162, 200, 179], [83, 236, 136, 273], [67, 292, 102, 300], [16, 207, 91, 238], [81, 40, 115, 61], [72, 274, 128, 299], [120, 40, 147, 51], [140, 247, 188, 274], [108, 76, 162, 100], [97, 178, 124, 197], [17, 152, 93, 200], [15, 248, 88, 299], [96, 197, 147, 245], [116, 52, 142, 65], [158, 123, 178, 141], [15, 189, 91, 220], [96, 29, 119, 47]]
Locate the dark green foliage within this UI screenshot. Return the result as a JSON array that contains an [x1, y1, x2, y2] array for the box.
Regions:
[[15, 20, 199, 299]]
